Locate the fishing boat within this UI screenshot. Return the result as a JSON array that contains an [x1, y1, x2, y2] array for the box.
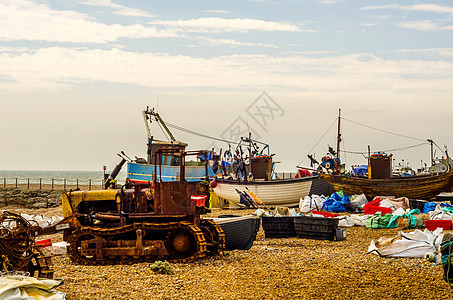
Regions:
[[211, 136, 334, 207], [125, 107, 214, 184], [213, 176, 334, 207], [320, 171, 453, 200], [318, 109, 453, 200]]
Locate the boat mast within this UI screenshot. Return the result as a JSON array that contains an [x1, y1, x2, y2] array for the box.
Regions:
[[428, 139, 434, 166], [142, 110, 152, 141], [336, 109, 341, 172], [143, 107, 176, 142]]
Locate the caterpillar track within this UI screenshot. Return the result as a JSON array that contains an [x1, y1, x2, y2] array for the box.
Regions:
[[67, 221, 222, 265], [200, 219, 225, 256]]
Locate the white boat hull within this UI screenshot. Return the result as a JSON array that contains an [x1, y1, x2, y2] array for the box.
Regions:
[[213, 176, 333, 207]]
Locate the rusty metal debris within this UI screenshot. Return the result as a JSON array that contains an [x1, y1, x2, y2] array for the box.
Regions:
[[0, 211, 54, 278], [62, 149, 225, 265]]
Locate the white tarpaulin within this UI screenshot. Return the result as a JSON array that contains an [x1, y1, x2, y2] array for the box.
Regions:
[[299, 195, 326, 213], [338, 215, 368, 227], [42, 242, 69, 256], [429, 205, 453, 220], [19, 214, 63, 228], [367, 228, 444, 258], [0, 275, 65, 300]]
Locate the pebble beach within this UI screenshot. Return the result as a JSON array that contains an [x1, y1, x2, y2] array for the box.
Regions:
[[3, 206, 453, 300]]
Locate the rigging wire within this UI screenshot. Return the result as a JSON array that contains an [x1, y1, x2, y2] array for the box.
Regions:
[[432, 140, 446, 154], [301, 114, 436, 168], [165, 122, 236, 144], [297, 117, 338, 166], [341, 117, 427, 142], [340, 142, 430, 156], [157, 121, 170, 141], [379, 142, 430, 153], [151, 113, 444, 164], [340, 124, 348, 167]]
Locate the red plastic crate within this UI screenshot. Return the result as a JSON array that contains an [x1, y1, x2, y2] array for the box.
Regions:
[[363, 197, 393, 215], [191, 195, 206, 207], [424, 220, 452, 231], [312, 211, 339, 218], [363, 205, 393, 215], [35, 238, 52, 248]]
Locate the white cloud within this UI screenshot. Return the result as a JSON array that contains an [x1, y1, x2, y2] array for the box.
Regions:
[[79, 0, 154, 17], [0, 1, 312, 44], [395, 48, 453, 58], [405, 4, 453, 15], [280, 50, 339, 55], [320, 0, 344, 4], [148, 17, 310, 33], [399, 20, 453, 31], [398, 20, 439, 31], [0, 0, 176, 43], [202, 10, 230, 14], [373, 15, 391, 20], [360, 23, 376, 27], [194, 36, 278, 48], [1, 47, 452, 94], [362, 4, 453, 31], [361, 4, 402, 11], [362, 4, 453, 15]]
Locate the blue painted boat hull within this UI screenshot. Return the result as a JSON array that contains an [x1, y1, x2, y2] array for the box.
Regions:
[[127, 162, 215, 183]]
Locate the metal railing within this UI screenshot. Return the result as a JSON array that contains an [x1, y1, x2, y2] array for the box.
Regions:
[[274, 172, 295, 179], [1, 177, 105, 191]]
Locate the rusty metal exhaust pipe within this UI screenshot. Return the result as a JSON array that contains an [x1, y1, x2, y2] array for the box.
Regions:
[[105, 157, 126, 189]]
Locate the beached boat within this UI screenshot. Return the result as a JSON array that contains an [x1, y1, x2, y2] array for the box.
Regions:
[[319, 172, 453, 200], [211, 136, 334, 207], [213, 176, 334, 207], [125, 108, 214, 184], [317, 109, 453, 200], [205, 215, 260, 250]]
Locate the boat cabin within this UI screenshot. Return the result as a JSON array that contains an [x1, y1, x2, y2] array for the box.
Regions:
[[368, 153, 392, 179], [147, 140, 188, 166], [250, 155, 273, 181]]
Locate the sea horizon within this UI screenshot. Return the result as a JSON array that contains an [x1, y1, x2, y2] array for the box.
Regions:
[[0, 169, 127, 185]]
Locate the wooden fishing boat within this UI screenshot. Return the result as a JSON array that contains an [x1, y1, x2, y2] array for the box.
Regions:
[[213, 176, 334, 207], [317, 109, 453, 200], [319, 172, 453, 200]]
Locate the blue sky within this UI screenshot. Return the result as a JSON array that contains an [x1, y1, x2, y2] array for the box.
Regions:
[[1, 0, 453, 171]]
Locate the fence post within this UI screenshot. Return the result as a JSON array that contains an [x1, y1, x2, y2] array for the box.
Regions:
[[89, 179, 91, 190], [64, 179, 66, 191], [3, 178, 5, 188], [15, 178, 17, 188], [28, 178, 30, 190], [52, 179, 54, 191], [39, 178, 42, 190], [76, 179, 79, 189]]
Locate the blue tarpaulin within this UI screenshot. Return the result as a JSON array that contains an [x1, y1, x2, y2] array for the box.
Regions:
[[423, 202, 437, 214], [322, 191, 351, 213], [352, 165, 368, 176]]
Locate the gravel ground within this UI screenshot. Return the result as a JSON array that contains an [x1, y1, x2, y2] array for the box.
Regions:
[[2, 206, 453, 299]]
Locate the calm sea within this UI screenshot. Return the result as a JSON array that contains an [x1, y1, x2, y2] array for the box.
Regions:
[[0, 170, 127, 185]]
